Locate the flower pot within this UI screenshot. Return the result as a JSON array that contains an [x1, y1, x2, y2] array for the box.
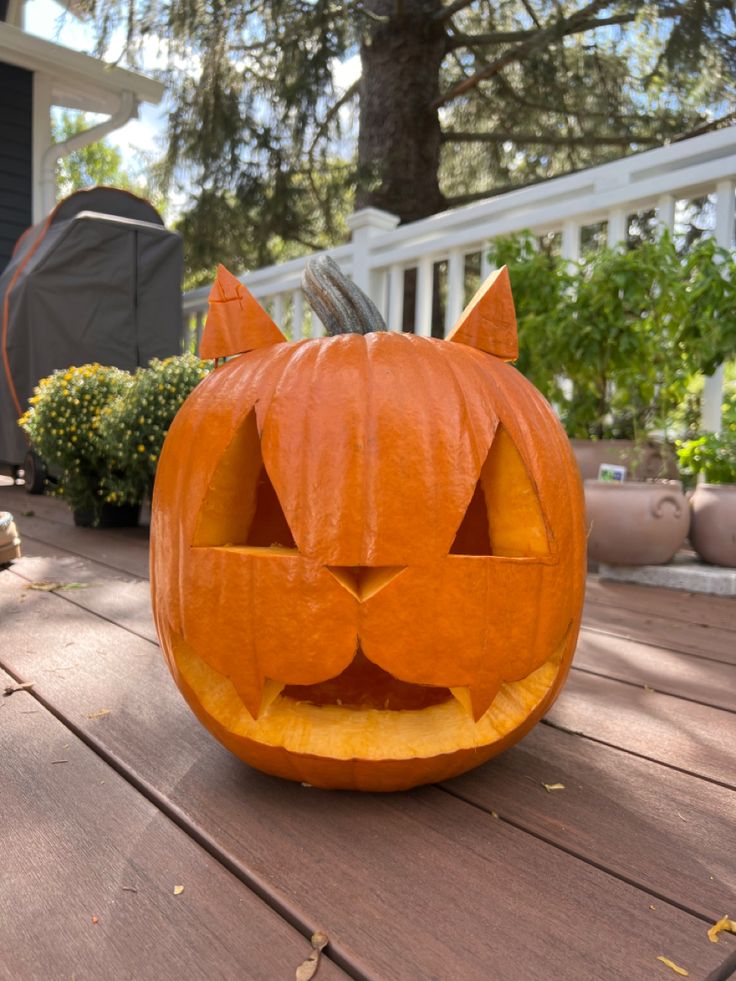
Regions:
[[689, 483, 736, 567], [73, 502, 141, 528], [584, 479, 690, 565], [570, 438, 678, 481]]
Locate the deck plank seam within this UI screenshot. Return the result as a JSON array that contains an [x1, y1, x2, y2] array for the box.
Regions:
[[437, 783, 729, 926], [541, 718, 736, 792], [0, 657, 373, 981], [581, 622, 736, 666], [17, 531, 150, 580], [571, 663, 736, 715]]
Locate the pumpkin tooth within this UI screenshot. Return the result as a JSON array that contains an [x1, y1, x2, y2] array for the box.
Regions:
[[257, 679, 286, 718], [450, 687, 473, 716]]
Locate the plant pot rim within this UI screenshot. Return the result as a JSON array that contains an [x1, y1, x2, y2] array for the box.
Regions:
[[584, 478, 683, 490], [694, 482, 736, 491]]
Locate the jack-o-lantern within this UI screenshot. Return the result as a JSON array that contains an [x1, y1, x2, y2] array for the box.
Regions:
[[151, 257, 585, 792]]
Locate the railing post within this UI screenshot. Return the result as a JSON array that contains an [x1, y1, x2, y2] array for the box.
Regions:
[[415, 256, 433, 337], [346, 208, 400, 304], [702, 179, 735, 433]]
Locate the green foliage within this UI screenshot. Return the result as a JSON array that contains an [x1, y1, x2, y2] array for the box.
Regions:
[[677, 431, 736, 485], [491, 231, 736, 439], [19, 356, 210, 521], [19, 364, 133, 519], [99, 354, 211, 503], [54, 110, 134, 197]]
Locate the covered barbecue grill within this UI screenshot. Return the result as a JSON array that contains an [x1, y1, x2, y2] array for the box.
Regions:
[[0, 186, 183, 478]]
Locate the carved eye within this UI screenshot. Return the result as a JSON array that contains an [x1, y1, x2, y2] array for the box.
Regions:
[[193, 410, 297, 551], [450, 426, 551, 558]]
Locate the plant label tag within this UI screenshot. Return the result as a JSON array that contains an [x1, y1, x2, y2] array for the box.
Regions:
[[598, 463, 627, 482]]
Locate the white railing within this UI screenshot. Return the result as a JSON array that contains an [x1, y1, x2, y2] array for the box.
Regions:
[[182, 126, 736, 419]]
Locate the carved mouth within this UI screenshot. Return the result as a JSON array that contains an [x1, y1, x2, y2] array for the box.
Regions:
[[283, 647, 453, 711]]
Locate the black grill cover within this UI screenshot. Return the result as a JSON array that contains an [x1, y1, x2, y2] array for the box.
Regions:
[[0, 187, 183, 466]]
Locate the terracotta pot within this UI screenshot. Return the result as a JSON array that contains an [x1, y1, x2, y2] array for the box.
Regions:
[[584, 479, 690, 565], [570, 438, 678, 481], [689, 483, 736, 567]]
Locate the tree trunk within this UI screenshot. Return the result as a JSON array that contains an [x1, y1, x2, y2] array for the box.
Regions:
[[357, 0, 447, 223]]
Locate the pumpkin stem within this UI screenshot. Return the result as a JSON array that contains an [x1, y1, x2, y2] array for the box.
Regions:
[[301, 255, 387, 335]]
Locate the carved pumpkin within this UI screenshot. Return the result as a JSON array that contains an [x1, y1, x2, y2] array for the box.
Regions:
[[151, 258, 585, 791]]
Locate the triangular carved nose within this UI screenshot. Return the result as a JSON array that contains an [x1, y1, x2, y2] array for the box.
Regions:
[[326, 566, 406, 601]]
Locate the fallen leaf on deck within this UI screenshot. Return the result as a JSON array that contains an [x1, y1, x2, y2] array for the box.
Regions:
[[491, 811, 499, 819], [173, 885, 184, 895], [50, 759, 68, 764], [91, 916, 99, 925], [121, 886, 138, 893], [543, 783, 565, 792], [657, 955, 688, 975], [21, 510, 34, 517], [3, 681, 35, 697], [86, 709, 111, 720], [644, 685, 655, 693], [707, 915, 736, 943], [295, 932, 328, 981]]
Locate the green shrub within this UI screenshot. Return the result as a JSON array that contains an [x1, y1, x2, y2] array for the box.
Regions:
[[489, 231, 736, 440], [677, 431, 736, 485], [19, 364, 133, 518], [99, 354, 211, 504]]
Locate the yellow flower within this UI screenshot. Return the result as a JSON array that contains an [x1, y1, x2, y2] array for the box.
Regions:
[[137, 444, 145, 453]]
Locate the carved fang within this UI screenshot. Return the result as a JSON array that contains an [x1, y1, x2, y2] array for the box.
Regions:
[[446, 265, 518, 361], [200, 264, 287, 359]]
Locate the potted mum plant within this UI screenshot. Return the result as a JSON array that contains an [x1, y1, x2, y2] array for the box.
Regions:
[[19, 364, 134, 526], [99, 354, 210, 506], [677, 429, 736, 567]]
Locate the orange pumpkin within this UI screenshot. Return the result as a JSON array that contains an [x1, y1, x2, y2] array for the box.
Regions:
[[151, 259, 585, 791]]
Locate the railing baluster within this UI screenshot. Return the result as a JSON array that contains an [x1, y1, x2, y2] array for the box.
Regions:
[[656, 194, 676, 235], [444, 249, 464, 335], [480, 244, 492, 281], [387, 265, 404, 331], [272, 294, 285, 335], [607, 208, 627, 248], [561, 220, 580, 264], [414, 256, 433, 337], [292, 289, 304, 340]]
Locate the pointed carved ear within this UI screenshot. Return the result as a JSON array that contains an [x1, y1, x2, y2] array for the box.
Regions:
[[199, 264, 287, 359], [446, 265, 518, 361]]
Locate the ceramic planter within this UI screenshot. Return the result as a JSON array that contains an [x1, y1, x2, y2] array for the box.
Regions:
[[584, 479, 690, 565], [689, 483, 736, 567], [570, 438, 678, 481]]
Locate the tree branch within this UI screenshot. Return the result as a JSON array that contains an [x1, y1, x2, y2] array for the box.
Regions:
[[446, 13, 636, 50], [307, 79, 360, 157], [433, 0, 620, 108], [433, 0, 477, 23], [441, 130, 662, 146]]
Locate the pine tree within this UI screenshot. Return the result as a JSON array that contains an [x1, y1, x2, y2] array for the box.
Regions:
[[79, 0, 736, 269]]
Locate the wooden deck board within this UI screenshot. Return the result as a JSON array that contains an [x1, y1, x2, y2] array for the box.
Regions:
[[583, 603, 736, 665], [1, 572, 733, 980], [585, 577, 736, 633], [574, 627, 736, 711], [547, 672, 736, 787], [443, 722, 736, 920], [0, 669, 348, 981]]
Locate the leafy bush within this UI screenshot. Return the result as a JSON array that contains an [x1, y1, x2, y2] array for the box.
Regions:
[[677, 431, 736, 485], [19, 364, 133, 518], [99, 354, 210, 504], [488, 231, 736, 440]]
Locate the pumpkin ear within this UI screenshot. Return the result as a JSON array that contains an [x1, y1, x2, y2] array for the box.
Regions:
[[446, 265, 518, 361], [199, 264, 287, 359]]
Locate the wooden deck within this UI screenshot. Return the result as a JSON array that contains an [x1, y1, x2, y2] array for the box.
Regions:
[[1, 480, 735, 981]]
